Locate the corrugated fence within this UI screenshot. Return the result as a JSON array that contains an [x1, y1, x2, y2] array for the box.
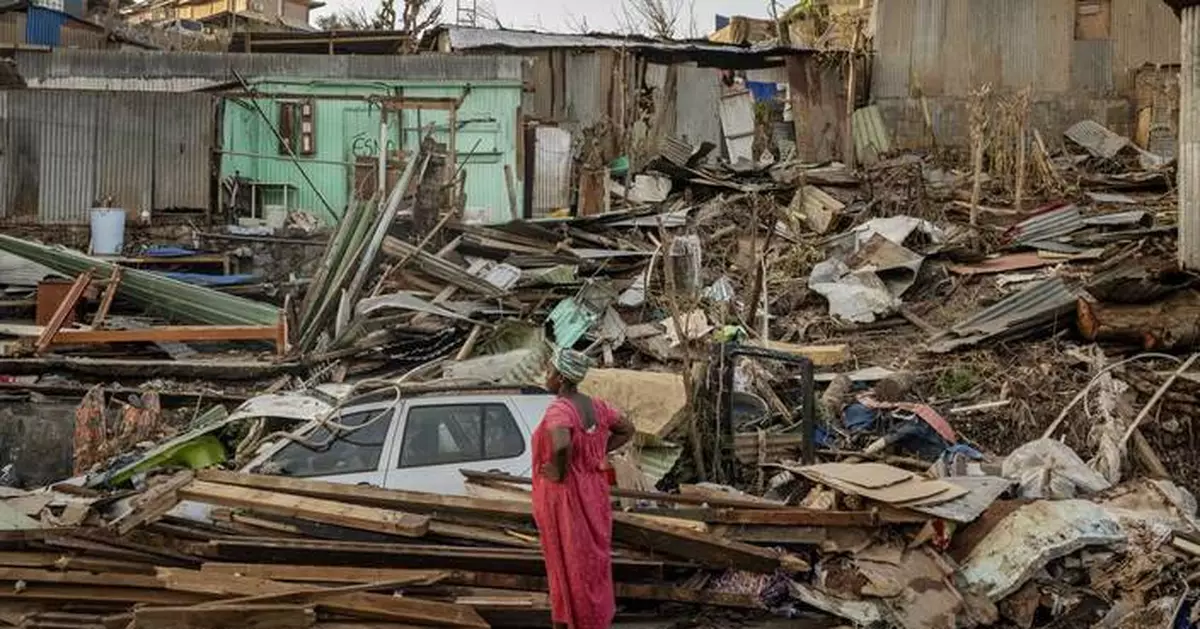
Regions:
[[0, 90, 214, 223]]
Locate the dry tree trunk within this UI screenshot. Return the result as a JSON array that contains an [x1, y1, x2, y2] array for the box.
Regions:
[[1078, 292, 1200, 350]]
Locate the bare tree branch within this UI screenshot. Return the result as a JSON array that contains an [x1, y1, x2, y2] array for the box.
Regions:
[[316, 0, 439, 49], [564, 10, 591, 34], [624, 0, 683, 38]]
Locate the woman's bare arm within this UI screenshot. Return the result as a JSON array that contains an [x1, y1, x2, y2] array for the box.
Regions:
[[543, 426, 572, 482], [607, 413, 635, 452]]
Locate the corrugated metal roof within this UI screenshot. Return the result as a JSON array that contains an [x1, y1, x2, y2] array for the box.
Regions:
[[13, 50, 526, 86], [438, 25, 818, 55], [928, 278, 1079, 352], [24, 77, 221, 91], [1006, 204, 1085, 245]]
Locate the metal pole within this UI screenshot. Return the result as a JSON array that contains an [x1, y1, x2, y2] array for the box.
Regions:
[[1181, 6, 1200, 269], [378, 107, 388, 199], [230, 69, 338, 222]]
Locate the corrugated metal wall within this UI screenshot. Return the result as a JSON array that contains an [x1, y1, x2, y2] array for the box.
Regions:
[[0, 91, 216, 223], [37, 92, 96, 223], [873, 0, 1180, 148], [220, 80, 524, 225], [674, 64, 722, 149], [154, 93, 214, 209], [874, 0, 1177, 99]]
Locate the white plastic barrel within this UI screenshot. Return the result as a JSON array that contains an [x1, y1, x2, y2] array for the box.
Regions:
[[89, 208, 126, 256]]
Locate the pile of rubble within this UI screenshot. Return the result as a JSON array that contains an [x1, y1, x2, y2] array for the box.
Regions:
[[0, 114, 1198, 627]]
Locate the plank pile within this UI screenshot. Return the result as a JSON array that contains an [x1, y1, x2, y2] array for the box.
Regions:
[[0, 468, 907, 629]]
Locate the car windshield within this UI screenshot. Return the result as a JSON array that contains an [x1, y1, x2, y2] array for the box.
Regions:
[[257, 407, 392, 478]]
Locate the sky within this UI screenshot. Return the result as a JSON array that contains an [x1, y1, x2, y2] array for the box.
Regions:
[[312, 0, 776, 37]]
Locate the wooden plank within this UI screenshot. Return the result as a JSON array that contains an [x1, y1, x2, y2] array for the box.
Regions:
[[610, 513, 797, 573], [459, 470, 787, 510], [132, 605, 315, 629], [51, 325, 281, 346], [0, 583, 204, 605], [156, 568, 488, 629], [177, 481, 430, 538], [798, 463, 914, 489], [0, 568, 164, 590], [91, 267, 121, 327], [200, 565, 761, 609], [201, 564, 451, 585], [0, 552, 154, 575], [195, 470, 533, 522], [109, 471, 192, 536], [202, 539, 665, 581], [36, 270, 92, 354], [747, 340, 850, 366], [705, 509, 880, 527]]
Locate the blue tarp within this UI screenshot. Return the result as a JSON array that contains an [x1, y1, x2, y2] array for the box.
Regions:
[[141, 246, 202, 258], [715, 14, 729, 29], [157, 272, 256, 287], [746, 81, 779, 102]]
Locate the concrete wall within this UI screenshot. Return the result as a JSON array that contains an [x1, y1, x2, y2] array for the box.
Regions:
[[872, 0, 1181, 148], [0, 401, 75, 489]]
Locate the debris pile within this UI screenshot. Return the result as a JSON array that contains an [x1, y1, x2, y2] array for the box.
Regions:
[[0, 113, 1199, 627]]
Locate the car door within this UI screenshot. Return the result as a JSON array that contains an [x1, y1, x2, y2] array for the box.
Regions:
[[382, 396, 531, 496], [248, 401, 400, 488]]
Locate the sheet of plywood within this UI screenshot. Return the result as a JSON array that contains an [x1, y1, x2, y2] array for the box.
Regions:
[[800, 463, 915, 490], [578, 368, 687, 438], [790, 464, 966, 505], [178, 481, 429, 538]]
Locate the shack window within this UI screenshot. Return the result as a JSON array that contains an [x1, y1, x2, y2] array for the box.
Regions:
[[277, 99, 316, 156], [1075, 0, 1110, 40]]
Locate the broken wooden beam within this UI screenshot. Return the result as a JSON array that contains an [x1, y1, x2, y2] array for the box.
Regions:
[[194, 470, 532, 523], [132, 604, 315, 629], [200, 563, 761, 609], [200, 538, 665, 581], [156, 568, 488, 628], [36, 270, 93, 354], [1077, 293, 1200, 350], [51, 325, 282, 347], [611, 513, 802, 573], [704, 508, 880, 527], [177, 481, 430, 539]]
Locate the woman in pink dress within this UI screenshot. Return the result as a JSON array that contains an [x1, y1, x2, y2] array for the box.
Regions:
[[532, 348, 635, 629]]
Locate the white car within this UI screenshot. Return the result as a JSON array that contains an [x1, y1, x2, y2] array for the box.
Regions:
[[240, 387, 555, 496]]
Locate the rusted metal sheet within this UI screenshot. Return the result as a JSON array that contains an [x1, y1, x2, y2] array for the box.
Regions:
[[154, 93, 214, 210], [1112, 0, 1182, 94], [0, 12, 25, 45], [35, 91, 98, 224], [967, 0, 1003, 87], [674, 64, 721, 149], [564, 50, 608, 130], [787, 56, 847, 163], [910, 0, 947, 96], [718, 88, 755, 164], [95, 93, 154, 216], [1000, 0, 1038, 88], [1181, 6, 1200, 269], [531, 126, 571, 218], [1071, 40, 1115, 94], [1036, 0, 1074, 93], [871, 0, 915, 98]]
